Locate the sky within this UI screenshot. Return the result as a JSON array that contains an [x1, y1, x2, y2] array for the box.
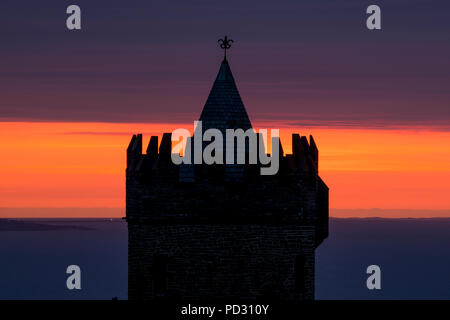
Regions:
[[0, 0, 449, 217]]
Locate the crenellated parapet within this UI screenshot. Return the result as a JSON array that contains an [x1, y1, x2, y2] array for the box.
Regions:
[[127, 132, 319, 179], [126, 132, 328, 246]]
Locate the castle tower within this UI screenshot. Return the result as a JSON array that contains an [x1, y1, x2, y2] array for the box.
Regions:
[[126, 40, 328, 301]]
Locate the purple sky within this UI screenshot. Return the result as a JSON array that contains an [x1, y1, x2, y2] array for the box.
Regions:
[[1, 0, 449, 129]]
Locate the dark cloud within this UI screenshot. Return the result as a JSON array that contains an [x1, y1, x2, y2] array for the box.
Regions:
[[0, 0, 449, 128]]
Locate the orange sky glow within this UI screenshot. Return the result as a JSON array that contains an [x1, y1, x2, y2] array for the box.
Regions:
[[1, 122, 449, 218]]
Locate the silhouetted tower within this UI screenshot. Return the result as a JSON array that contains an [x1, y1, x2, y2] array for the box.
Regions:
[[126, 38, 328, 301]]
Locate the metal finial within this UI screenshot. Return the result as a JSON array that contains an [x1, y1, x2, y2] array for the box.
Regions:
[[218, 36, 233, 60]]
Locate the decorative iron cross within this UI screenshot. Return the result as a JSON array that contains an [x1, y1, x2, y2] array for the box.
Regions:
[[218, 36, 233, 59]]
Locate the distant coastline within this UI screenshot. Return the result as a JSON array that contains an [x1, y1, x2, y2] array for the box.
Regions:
[[1, 207, 449, 219], [1, 216, 449, 232], [0, 219, 95, 231]]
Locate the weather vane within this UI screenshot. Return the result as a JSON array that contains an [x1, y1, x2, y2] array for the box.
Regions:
[[218, 36, 233, 59]]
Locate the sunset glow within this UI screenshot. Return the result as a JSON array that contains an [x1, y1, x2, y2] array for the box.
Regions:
[[1, 121, 449, 217]]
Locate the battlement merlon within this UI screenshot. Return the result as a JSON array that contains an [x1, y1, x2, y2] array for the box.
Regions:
[[126, 133, 142, 170], [147, 136, 158, 160]]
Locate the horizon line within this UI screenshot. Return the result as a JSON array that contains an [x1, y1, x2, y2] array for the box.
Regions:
[[1, 208, 450, 219]]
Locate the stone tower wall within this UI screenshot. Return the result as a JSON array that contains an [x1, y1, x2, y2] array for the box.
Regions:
[[126, 132, 328, 301], [128, 224, 316, 301]]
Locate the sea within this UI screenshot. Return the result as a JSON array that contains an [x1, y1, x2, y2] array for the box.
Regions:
[[0, 218, 449, 300]]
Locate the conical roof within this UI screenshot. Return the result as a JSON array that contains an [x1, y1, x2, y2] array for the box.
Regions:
[[199, 59, 252, 133]]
